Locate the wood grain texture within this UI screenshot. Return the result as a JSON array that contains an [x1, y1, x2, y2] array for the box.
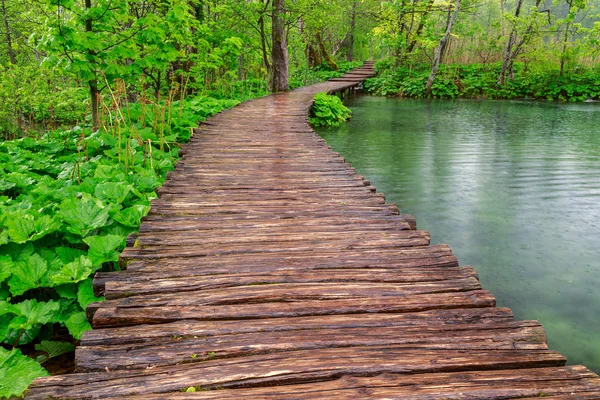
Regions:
[[26, 62, 600, 399]]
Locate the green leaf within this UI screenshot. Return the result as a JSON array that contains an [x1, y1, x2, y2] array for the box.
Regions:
[[8, 253, 49, 296], [0, 230, 9, 245], [55, 247, 87, 264], [65, 311, 92, 340], [95, 182, 133, 205], [31, 214, 62, 241], [83, 234, 124, 266], [4, 318, 41, 346], [0, 347, 49, 399], [0, 255, 11, 284], [0, 314, 11, 342], [5, 172, 36, 188], [55, 283, 78, 299], [77, 278, 101, 309], [2, 210, 61, 244], [10, 299, 61, 326], [113, 204, 149, 227], [51, 256, 93, 285], [35, 340, 76, 363], [59, 196, 111, 237], [4, 210, 35, 244]]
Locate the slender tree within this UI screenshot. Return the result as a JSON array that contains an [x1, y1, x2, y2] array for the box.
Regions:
[[271, 0, 289, 92], [425, 0, 462, 96], [1, 0, 16, 64]]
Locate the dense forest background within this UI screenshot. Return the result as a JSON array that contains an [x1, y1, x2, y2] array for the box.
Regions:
[[1, 0, 599, 137], [0, 0, 599, 397]]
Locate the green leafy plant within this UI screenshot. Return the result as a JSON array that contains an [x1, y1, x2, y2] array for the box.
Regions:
[[309, 93, 352, 127]]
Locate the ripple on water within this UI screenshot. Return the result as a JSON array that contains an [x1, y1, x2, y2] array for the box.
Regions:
[[317, 96, 600, 373]]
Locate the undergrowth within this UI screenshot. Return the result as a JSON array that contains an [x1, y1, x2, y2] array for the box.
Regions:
[[365, 59, 600, 101], [309, 92, 352, 127]]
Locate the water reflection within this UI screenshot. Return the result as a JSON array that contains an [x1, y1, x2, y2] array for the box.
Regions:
[[317, 96, 600, 372]]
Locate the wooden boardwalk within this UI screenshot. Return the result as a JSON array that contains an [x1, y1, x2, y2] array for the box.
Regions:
[[27, 63, 600, 399]]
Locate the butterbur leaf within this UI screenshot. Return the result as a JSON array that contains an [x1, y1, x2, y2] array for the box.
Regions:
[[35, 340, 76, 363], [95, 182, 133, 205], [10, 299, 60, 326], [65, 311, 92, 340], [83, 234, 124, 266], [59, 196, 110, 237], [51, 256, 93, 285], [11, 242, 35, 263], [0, 179, 16, 192], [55, 283, 78, 299], [0, 347, 49, 399], [30, 214, 62, 241], [5, 316, 42, 345], [77, 278, 101, 309], [0, 255, 11, 284], [55, 247, 87, 264], [39, 248, 63, 275], [5, 172, 36, 188], [0, 314, 10, 342], [0, 230, 8, 245], [4, 210, 35, 243], [94, 164, 124, 180], [8, 253, 49, 296], [0, 301, 10, 316], [113, 204, 149, 227]]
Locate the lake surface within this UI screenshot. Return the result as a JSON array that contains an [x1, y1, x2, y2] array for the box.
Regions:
[[316, 96, 600, 372]]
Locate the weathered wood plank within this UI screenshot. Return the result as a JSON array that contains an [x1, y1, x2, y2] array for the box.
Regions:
[[90, 290, 496, 327], [96, 266, 478, 298], [106, 367, 600, 399], [26, 348, 567, 399], [76, 320, 547, 371], [80, 308, 515, 346]]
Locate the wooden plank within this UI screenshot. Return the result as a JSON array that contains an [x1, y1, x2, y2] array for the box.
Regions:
[[80, 308, 515, 346], [76, 320, 547, 371], [96, 266, 478, 298], [119, 233, 430, 260], [89, 290, 496, 327], [105, 367, 600, 399], [26, 348, 567, 399]]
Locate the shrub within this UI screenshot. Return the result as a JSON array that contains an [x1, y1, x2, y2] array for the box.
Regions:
[[309, 92, 352, 127]]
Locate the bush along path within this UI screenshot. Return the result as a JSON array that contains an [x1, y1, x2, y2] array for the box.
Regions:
[[24, 63, 600, 399]]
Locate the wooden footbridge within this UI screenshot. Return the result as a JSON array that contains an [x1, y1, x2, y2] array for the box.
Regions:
[[27, 63, 600, 399]]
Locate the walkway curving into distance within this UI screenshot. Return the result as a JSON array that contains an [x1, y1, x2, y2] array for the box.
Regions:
[[27, 63, 600, 399]]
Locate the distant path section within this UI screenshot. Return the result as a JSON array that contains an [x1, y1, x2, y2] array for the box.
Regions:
[[26, 63, 600, 399]]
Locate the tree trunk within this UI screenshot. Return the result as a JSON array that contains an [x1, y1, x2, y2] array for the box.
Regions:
[[348, 0, 357, 62], [498, 0, 543, 84], [1, 0, 16, 65], [271, 0, 289, 92], [316, 32, 338, 71], [425, 0, 462, 96], [85, 0, 100, 130], [238, 53, 245, 81], [307, 42, 321, 68], [405, 0, 436, 59], [498, 0, 524, 85], [258, 13, 271, 73], [559, 6, 572, 77]]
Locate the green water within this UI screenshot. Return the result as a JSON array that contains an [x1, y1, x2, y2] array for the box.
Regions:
[[316, 96, 600, 372]]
